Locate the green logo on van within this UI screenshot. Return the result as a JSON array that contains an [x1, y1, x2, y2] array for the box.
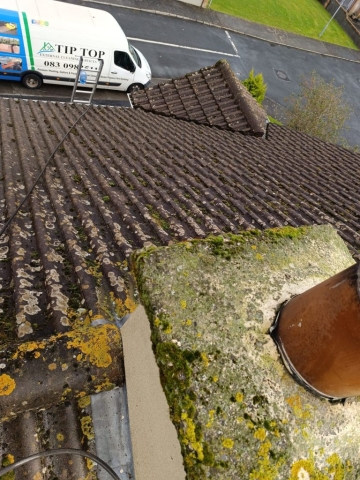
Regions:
[[38, 42, 55, 54]]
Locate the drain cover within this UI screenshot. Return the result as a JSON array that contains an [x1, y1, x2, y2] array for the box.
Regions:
[[274, 69, 290, 81]]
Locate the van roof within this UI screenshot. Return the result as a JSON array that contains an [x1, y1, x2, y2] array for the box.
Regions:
[[11, 0, 127, 41]]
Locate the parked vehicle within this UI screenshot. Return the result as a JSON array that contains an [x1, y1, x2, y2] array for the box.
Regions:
[[0, 0, 152, 92]]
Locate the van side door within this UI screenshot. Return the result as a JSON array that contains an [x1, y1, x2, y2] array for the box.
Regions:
[[108, 50, 135, 91]]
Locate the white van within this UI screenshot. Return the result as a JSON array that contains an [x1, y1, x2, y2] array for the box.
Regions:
[[0, 0, 151, 92]]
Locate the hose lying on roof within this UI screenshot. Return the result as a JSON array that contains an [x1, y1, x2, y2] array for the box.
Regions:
[[0, 447, 121, 480], [0, 103, 92, 239]]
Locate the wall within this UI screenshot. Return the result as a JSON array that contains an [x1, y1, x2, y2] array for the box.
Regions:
[[176, 0, 209, 7]]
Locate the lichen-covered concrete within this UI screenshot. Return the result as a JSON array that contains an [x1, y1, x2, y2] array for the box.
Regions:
[[133, 225, 360, 479]]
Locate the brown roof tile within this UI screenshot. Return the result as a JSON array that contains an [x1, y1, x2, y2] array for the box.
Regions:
[[130, 60, 268, 136]]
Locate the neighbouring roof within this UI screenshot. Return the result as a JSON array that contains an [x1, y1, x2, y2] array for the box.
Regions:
[[130, 60, 268, 136], [0, 90, 360, 477]]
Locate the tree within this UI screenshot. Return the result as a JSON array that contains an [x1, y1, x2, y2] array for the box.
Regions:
[[242, 69, 267, 104], [284, 71, 353, 145]]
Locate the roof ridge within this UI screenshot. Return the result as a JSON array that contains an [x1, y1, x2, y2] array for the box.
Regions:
[[215, 60, 267, 136]]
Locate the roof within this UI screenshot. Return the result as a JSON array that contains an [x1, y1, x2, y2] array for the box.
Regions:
[[1, 98, 360, 335], [1, 90, 360, 476], [130, 60, 268, 136]]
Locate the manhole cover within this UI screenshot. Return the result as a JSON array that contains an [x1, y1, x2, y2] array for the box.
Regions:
[[274, 69, 290, 81]]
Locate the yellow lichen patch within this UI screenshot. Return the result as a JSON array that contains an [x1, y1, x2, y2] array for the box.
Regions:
[[66, 324, 120, 368], [61, 387, 72, 403], [95, 377, 115, 393], [235, 392, 243, 403], [201, 352, 209, 367], [56, 433, 64, 442], [0, 374, 16, 396], [286, 395, 312, 420], [82, 472, 97, 480], [222, 438, 234, 449], [180, 413, 204, 462], [154, 317, 161, 327], [48, 363, 57, 370], [1, 453, 15, 480], [32, 472, 42, 480], [249, 438, 285, 480], [254, 428, 267, 442], [180, 300, 187, 309], [12, 340, 46, 359], [185, 319, 192, 326], [80, 416, 95, 440], [206, 410, 216, 428], [86, 458, 94, 470], [163, 324, 172, 334], [112, 295, 137, 318], [78, 395, 91, 409], [33, 351, 41, 358], [289, 459, 315, 479], [289, 453, 352, 480], [212, 375, 218, 382], [3, 454, 14, 465], [326, 453, 351, 478]]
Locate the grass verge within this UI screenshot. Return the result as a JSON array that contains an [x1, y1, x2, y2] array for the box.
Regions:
[[210, 0, 358, 50]]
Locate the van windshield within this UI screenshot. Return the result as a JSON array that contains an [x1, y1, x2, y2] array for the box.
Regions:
[[128, 42, 142, 68]]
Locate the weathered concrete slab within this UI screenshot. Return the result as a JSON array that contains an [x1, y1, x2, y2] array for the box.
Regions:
[[133, 225, 360, 479]]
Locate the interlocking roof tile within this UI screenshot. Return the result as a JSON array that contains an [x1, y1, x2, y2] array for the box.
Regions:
[[130, 60, 268, 136], [1, 94, 360, 478]]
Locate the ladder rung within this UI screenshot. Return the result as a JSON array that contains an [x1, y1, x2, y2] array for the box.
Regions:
[[70, 56, 104, 104]]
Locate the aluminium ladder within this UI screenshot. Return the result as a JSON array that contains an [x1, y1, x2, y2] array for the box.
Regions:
[[70, 56, 104, 104]]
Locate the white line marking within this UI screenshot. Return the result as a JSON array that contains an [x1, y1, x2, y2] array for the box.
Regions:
[[128, 37, 240, 58], [225, 30, 239, 56]]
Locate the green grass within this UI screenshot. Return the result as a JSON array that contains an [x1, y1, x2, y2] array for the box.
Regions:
[[210, 0, 358, 50], [268, 116, 282, 125]]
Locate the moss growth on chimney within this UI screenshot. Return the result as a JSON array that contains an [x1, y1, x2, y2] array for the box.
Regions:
[[133, 225, 358, 479]]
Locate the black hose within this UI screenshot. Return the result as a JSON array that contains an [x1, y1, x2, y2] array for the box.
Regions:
[[0, 103, 91, 238], [0, 447, 121, 479]]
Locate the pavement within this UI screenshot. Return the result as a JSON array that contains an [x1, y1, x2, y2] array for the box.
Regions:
[[84, 0, 360, 63]]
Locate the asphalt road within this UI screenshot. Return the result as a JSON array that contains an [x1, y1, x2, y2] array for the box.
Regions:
[[1, 1, 359, 147], [115, 6, 360, 147]]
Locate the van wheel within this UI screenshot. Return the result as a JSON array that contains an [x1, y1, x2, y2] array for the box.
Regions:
[[127, 83, 144, 94], [22, 73, 43, 89]]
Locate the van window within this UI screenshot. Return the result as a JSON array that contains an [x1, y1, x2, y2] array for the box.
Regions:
[[114, 51, 135, 72], [128, 43, 141, 68]]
